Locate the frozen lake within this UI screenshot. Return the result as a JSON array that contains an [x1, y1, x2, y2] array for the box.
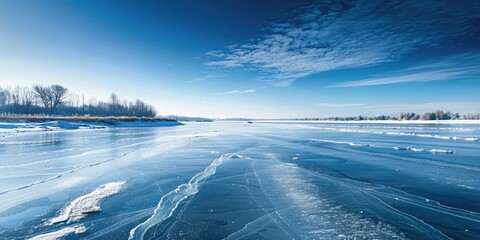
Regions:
[[0, 122, 479, 239]]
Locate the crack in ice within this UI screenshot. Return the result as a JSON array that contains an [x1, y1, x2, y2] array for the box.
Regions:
[[129, 153, 248, 240]]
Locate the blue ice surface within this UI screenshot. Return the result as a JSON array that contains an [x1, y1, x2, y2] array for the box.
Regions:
[[0, 121, 479, 239]]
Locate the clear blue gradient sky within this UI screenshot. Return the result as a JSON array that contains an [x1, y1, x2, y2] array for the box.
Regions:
[[1, 0, 479, 118]]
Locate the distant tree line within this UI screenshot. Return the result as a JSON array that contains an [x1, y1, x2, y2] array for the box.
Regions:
[[397, 110, 471, 121], [0, 84, 157, 117], [279, 110, 480, 121], [162, 115, 213, 122]]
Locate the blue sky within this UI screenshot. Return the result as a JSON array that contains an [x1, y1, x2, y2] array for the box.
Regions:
[[1, 0, 479, 118]]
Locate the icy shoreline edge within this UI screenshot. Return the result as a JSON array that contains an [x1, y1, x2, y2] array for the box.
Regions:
[[237, 120, 480, 124], [0, 117, 183, 132]]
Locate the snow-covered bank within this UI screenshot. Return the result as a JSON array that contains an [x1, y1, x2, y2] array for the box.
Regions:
[[0, 118, 182, 133]]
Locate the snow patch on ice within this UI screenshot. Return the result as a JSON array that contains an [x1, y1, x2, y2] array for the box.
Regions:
[[47, 181, 126, 225], [386, 132, 416, 136], [429, 149, 455, 154], [75, 225, 87, 234], [394, 146, 455, 154], [408, 147, 424, 152], [393, 146, 424, 152], [416, 134, 450, 140], [29, 225, 85, 240]]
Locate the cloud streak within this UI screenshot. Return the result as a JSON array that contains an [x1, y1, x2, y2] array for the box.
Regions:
[[206, 0, 480, 86], [189, 73, 225, 83], [332, 52, 480, 87], [221, 89, 256, 94]]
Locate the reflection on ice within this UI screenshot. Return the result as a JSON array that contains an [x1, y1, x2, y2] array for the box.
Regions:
[[259, 162, 409, 239]]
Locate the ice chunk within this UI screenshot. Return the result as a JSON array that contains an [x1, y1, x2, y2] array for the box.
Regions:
[[80, 205, 101, 214], [408, 147, 425, 152], [429, 149, 455, 154], [47, 181, 126, 225], [75, 225, 87, 235], [393, 146, 424, 152]]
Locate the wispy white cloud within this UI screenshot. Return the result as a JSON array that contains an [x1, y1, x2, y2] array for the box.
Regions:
[[332, 52, 480, 87], [221, 89, 257, 94], [189, 73, 225, 83], [206, 0, 480, 86]]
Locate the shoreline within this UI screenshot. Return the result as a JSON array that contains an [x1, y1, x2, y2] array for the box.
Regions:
[[0, 117, 182, 132], [0, 116, 176, 122], [1, 117, 479, 125], [217, 120, 480, 124]]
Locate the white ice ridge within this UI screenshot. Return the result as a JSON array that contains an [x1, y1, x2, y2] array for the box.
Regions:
[[429, 149, 455, 154], [393, 146, 455, 154], [464, 137, 479, 142], [47, 181, 126, 225], [129, 153, 248, 240], [307, 126, 478, 142], [393, 146, 425, 152], [29, 225, 85, 240], [310, 139, 374, 147]]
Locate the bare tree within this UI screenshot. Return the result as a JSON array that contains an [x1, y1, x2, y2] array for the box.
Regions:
[[110, 93, 120, 116], [2, 84, 158, 117], [0, 86, 10, 110], [33, 84, 68, 113], [11, 86, 22, 113], [51, 84, 68, 111], [33, 84, 53, 111], [21, 87, 36, 113]]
